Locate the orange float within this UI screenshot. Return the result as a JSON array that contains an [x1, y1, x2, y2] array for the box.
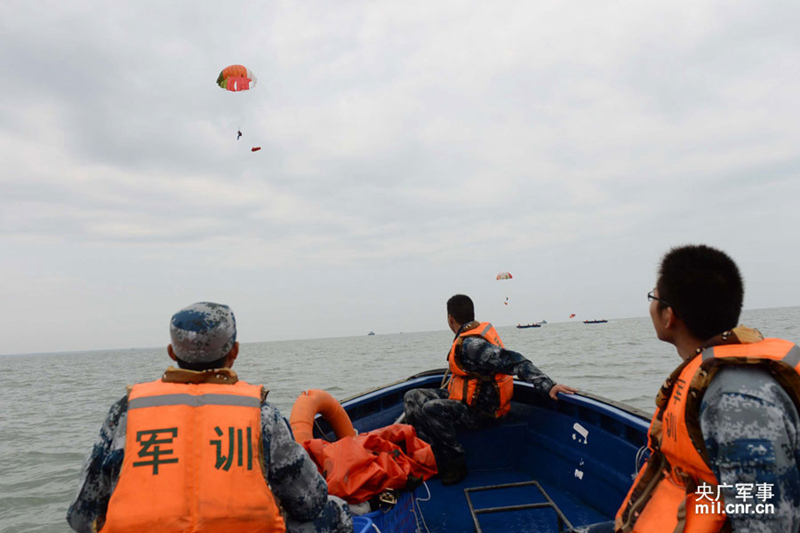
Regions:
[[290, 389, 437, 503], [289, 389, 356, 444]]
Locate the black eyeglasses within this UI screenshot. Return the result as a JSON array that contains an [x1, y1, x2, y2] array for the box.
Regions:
[[648, 290, 679, 317]]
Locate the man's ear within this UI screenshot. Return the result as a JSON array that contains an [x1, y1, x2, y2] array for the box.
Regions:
[[167, 344, 178, 361], [225, 342, 240, 368], [664, 307, 680, 330]]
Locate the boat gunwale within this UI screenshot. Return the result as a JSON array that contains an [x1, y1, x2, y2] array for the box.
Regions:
[[321, 369, 652, 530], [337, 368, 652, 429]]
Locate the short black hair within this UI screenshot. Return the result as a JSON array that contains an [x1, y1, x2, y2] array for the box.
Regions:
[[447, 294, 475, 324], [175, 355, 227, 372], [656, 244, 744, 340]]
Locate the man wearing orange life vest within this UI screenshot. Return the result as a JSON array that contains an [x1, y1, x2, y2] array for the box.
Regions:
[[67, 302, 353, 533], [403, 294, 576, 485], [612, 245, 800, 533]]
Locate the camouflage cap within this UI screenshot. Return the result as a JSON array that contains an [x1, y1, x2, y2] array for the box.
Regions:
[[169, 302, 237, 363]]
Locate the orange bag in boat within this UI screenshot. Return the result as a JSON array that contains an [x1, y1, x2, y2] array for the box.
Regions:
[[303, 424, 438, 504]]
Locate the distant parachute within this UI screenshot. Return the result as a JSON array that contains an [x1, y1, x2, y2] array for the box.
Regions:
[[217, 65, 259, 148], [216, 65, 258, 92], [569, 313, 576, 319], [496, 272, 513, 305], [251, 147, 261, 152]]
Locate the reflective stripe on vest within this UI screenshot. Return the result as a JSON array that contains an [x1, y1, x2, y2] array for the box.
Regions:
[[616, 337, 800, 533], [129, 394, 262, 410], [447, 322, 514, 418], [103, 379, 286, 533]]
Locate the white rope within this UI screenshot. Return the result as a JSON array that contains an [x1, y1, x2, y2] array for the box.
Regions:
[[412, 482, 432, 533], [634, 445, 648, 476], [416, 481, 432, 502]]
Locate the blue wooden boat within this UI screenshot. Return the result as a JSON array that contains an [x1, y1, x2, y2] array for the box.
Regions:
[[311, 369, 651, 533]]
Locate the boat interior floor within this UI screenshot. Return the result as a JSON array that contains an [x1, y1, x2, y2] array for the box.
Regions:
[[416, 466, 606, 533], [339, 378, 649, 533]]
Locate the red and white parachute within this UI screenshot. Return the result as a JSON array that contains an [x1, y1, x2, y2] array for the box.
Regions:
[[496, 272, 513, 304], [216, 64, 261, 149], [216, 64, 257, 92]]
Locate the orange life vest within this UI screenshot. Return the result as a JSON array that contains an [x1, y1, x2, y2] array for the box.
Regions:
[[102, 377, 286, 533], [615, 332, 800, 533], [447, 321, 514, 418]]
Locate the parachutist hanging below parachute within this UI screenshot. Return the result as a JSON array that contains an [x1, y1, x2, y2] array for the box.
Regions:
[[496, 271, 513, 305], [217, 65, 257, 146]]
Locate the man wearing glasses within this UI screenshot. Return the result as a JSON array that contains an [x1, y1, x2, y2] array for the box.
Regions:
[[613, 245, 800, 532]]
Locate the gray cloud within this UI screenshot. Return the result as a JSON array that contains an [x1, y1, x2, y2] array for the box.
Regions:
[[1, 1, 799, 355]]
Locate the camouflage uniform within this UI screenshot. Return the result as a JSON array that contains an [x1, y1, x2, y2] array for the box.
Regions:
[[699, 365, 800, 532], [606, 329, 800, 533], [403, 333, 556, 468], [582, 367, 800, 533], [579, 331, 800, 533], [66, 378, 353, 533], [68, 302, 352, 532]]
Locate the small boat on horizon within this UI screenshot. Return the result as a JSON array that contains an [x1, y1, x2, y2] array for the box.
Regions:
[[583, 319, 608, 324], [516, 320, 546, 329]]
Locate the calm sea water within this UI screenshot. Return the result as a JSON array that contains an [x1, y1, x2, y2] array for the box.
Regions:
[[2, 307, 799, 532]]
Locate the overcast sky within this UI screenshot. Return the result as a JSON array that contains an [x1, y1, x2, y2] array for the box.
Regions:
[[2, 1, 799, 356]]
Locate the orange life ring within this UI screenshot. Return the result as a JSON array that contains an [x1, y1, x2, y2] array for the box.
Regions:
[[289, 389, 357, 444]]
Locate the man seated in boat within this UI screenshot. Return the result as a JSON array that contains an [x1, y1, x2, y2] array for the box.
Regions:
[[403, 294, 577, 485], [67, 302, 353, 533], [614, 245, 800, 533]]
